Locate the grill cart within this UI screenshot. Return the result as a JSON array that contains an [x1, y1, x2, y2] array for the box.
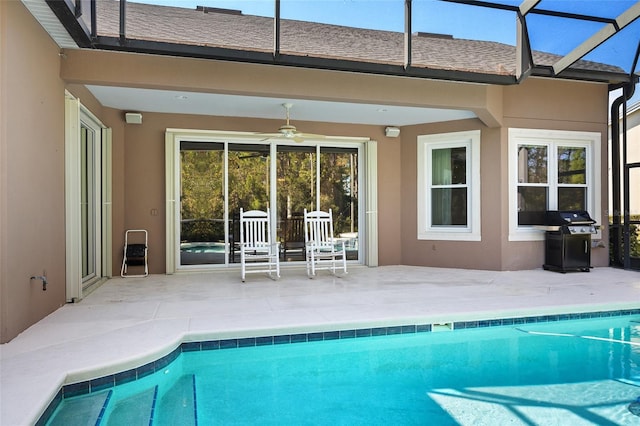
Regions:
[[542, 210, 597, 273]]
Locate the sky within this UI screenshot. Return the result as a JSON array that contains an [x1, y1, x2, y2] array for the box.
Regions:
[[132, 0, 639, 103]]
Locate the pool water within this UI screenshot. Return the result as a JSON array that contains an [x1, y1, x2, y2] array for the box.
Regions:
[[46, 316, 640, 425], [180, 242, 226, 253]]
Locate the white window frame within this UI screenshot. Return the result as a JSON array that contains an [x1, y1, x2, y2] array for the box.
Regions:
[[508, 128, 601, 241], [417, 130, 481, 241]]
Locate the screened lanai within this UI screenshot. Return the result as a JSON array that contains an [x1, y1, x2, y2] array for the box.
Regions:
[[25, 0, 640, 270]]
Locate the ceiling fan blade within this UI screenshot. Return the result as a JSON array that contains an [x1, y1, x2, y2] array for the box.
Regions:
[[254, 104, 329, 142], [299, 132, 326, 139], [255, 132, 282, 141]]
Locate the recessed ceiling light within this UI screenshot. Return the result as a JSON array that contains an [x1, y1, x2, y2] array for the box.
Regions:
[[175, 95, 188, 100]]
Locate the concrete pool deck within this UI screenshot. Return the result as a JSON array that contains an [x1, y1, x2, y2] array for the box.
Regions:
[[2, 265, 640, 425]]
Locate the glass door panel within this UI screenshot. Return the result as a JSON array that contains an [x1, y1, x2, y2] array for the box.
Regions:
[[228, 143, 271, 263], [180, 142, 225, 265], [80, 124, 96, 282], [277, 146, 316, 261], [320, 147, 359, 260]]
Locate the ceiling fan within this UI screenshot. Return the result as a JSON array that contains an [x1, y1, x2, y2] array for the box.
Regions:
[[259, 103, 325, 143]]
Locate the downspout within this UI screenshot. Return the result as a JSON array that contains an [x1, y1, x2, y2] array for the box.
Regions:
[[610, 81, 636, 267]]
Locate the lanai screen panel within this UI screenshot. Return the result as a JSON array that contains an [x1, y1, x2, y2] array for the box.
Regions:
[[411, 0, 516, 74], [279, 0, 405, 65]]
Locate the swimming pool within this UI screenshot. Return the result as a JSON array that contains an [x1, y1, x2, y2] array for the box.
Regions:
[[44, 314, 640, 425]]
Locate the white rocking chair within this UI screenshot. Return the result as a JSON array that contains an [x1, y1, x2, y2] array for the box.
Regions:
[[240, 208, 280, 282], [303, 209, 347, 278]]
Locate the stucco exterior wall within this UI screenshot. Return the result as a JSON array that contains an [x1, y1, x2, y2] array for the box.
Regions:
[[59, 49, 611, 273], [502, 78, 610, 270], [397, 78, 609, 271], [0, 2, 66, 343], [399, 119, 503, 270], [110, 112, 396, 273]]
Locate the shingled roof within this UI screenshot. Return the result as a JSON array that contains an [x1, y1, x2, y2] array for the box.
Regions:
[[94, 0, 623, 78]]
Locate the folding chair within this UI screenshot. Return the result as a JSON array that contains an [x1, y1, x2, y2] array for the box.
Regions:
[[121, 229, 148, 277], [240, 208, 280, 282], [304, 209, 347, 278]]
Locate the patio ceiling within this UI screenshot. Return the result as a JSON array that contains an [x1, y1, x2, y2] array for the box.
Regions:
[[21, 0, 640, 125]]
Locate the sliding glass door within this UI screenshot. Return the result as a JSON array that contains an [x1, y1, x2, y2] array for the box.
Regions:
[[320, 147, 359, 259], [80, 117, 104, 286], [176, 137, 361, 269]]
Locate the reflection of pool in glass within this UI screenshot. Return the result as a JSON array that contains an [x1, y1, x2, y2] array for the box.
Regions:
[[180, 242, 227, 265], [43, 313, 640, 425], [180, 242, 226, 253]]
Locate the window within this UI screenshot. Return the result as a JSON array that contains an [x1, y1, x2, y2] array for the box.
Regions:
[[509, 128, 600, 241], [417, 130, 481, 241]]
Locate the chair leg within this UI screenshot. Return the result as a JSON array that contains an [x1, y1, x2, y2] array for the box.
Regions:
[[307, 251, 315, 278]]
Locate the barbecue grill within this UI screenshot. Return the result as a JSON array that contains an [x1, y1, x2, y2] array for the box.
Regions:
[[542, 210, 597, 273]]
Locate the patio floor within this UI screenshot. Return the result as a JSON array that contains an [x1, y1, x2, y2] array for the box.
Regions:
[[2, 265, 640, 425]]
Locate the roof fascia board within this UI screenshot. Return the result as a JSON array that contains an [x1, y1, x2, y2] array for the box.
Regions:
[[44, 0, 92, 47], [532, 65, 629, 84], [552, 2, 640, 76], [92, 35, 632, 85], [93, 36, 518, 86]]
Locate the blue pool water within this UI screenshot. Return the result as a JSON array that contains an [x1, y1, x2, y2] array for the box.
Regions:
[[180, 242, 226, 253], [45, 315, 640, 425]]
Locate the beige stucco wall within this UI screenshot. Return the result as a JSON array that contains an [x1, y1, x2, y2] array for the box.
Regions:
[[0, 2, 67, 343], [398, 78, 609, 270], [502, 78, 610, 269], [399, 119, 503, 270]]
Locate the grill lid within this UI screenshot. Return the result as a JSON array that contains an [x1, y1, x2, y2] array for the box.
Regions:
[[545, 210, 596, 226]]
